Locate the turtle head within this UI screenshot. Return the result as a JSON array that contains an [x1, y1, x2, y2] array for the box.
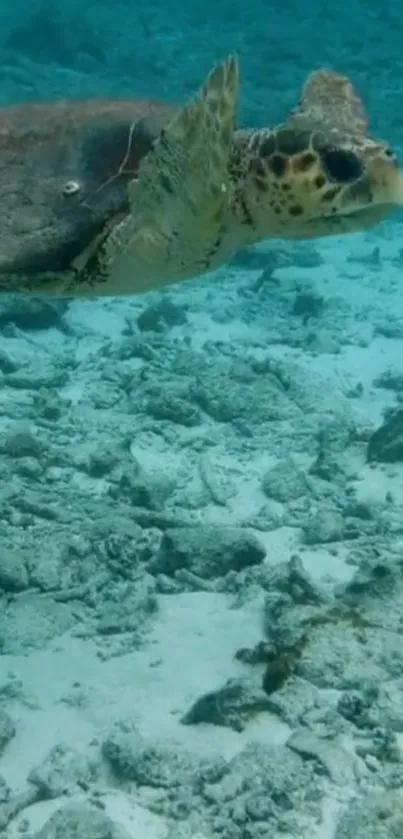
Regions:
[[239, 69, 403, 240]]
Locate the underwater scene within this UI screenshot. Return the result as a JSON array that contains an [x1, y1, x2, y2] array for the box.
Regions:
[[1, 0, 403, 837]]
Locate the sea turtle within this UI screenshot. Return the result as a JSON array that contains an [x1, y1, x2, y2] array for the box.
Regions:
[[1, 54, 402, 297]]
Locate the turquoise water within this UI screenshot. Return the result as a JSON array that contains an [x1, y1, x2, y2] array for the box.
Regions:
[[0, 3, 402, 838]]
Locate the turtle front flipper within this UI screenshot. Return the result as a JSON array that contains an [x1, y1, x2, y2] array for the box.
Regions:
[[99, 55, 239, 294]]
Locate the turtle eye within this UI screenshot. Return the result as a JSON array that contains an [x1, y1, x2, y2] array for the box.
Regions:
[[320, 147, 363, 183], [384, 146, 397, 163]]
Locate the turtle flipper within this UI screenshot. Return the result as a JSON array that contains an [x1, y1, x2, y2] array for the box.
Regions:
[[103, 55, 239, 290], [291, 69, 368, 135]]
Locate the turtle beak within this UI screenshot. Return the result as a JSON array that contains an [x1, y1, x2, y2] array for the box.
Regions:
[[387, 165, 403, 205], [369, 156, 403, 206]]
